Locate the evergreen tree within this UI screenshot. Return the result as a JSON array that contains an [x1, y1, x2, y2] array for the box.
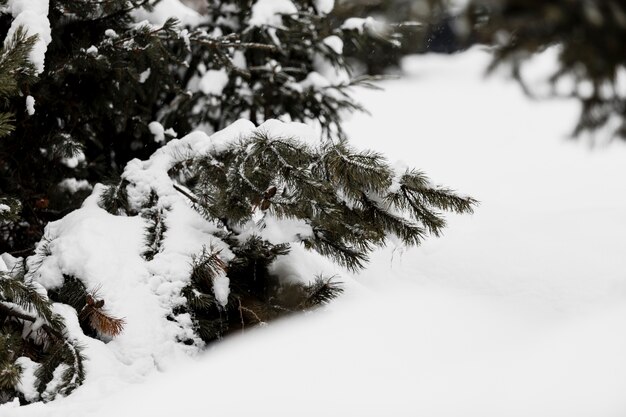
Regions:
[[0, 0, 407, 254], [0, 0, 477, 404], [0, 0, 185, 253], [445, 0, 626, 139]]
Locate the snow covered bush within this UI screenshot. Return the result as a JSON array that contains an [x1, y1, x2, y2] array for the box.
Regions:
[[0, 0, 477, 406], [0, 119, 475, 404]]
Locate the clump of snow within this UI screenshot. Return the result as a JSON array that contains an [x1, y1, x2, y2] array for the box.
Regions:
[[60, 150, 85, 169], [25, 95, 35, 115], [1, 253, 18, 272], [58, 178, 92, 194], [212, 274, 230, 307], [104, 29, 117, 38], [3, 0, 51, 74], [341, 17, 374, 33], [131, 0, 203, 27], [85, 45, 98, 56], [256, 119, 319, 144], [0, 204, 10, 214], [148, 121, 165, 143], [198, 69, 229, 95], [299, 71, 331, 89], [138, 68, 151, 84], [315, 0, 334, 14], [15, 358, 39, 403], [323, 35, 343, 55], [249, 0, 297, 27]]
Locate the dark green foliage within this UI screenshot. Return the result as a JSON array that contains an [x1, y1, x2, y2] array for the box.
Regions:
[[141, 192, 167, 261], [47, 276, 125, 339], [0, 266, 84, 404], [180, 243, 343, 343], [294, 275, 344, 309], [47, 276, 88, 313], [0, 1, 186, 254], [0, 27, 37, 244], [138, 125, 477, 343], [451, 0, 626, 139], [188, 131, 476, 271], [100, 179, 131, 216], [0, 26, 37, 136], [165, 0, 382, 139]]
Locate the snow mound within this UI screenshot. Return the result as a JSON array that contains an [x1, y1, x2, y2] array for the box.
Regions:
[[14, 119, 346, 411]]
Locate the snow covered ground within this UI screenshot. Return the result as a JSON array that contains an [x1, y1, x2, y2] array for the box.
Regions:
[[6, 48, 626, 416]]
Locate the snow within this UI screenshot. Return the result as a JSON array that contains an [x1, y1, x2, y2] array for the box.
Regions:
[[58, 178, 92, 194], [60, 150, 85, 169], [212, 274, 230, 307], [15, 358, 39, 403], [138, 68, 151, 84], [1, 253, 18, 272], [315, 0, 335, 14], [257, 118, 319, 144], [299, 71, 331, 89], [6, 48, 626, 416], [12, 118, 333, 409], [0, 203, 10, 214], [148, 121, 165, 143], [323, 35, 343, 55], [198, 68, 229, 95], [164, 127, 177, 138], [249, 0, 298, 27], [131, 0, 203, 27], [3, 0, 51, 74], [85, 45, 98, 56], [341, 16, 374, 33], [25, 95, 35, 115], [25, 187, 199, 380]]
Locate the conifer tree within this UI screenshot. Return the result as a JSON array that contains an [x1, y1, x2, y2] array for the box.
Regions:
[[0, 0, 407, 254], [445, 0, 626, 139], [0, 0, 477, 404]]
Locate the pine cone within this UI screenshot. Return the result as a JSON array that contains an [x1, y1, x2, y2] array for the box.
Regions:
[[263, 186, 277, 200], [260, 199, 271, 211]]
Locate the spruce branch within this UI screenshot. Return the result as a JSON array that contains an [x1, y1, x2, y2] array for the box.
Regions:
[[298, 276, 344, 308]]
